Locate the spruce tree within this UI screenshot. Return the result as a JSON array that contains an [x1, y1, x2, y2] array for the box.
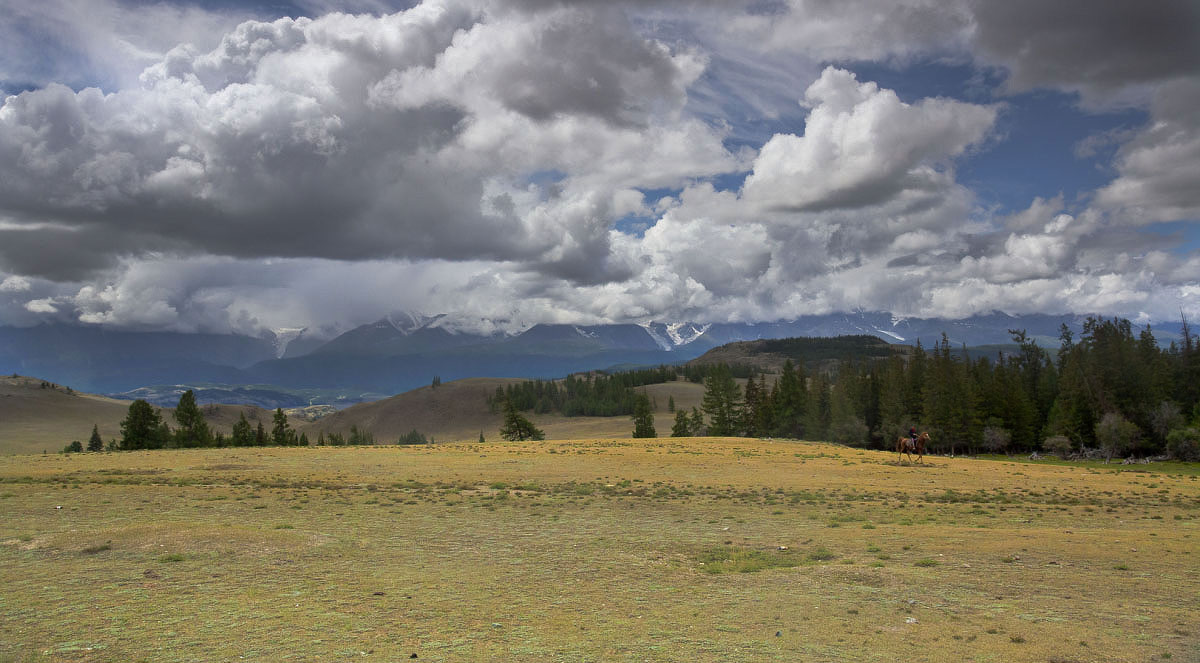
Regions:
[[272, 408, 294, 446], [87, 424, 104, 452], [231, 412, 254, 447], [701, 364, 742, 436], [671, 410, 691, 437], [631, 393, 656, 438], [173, 390, 212, 448], [772, 359, 805, 438], [689, 407, 705, 436], [119, 399, 167, 450]]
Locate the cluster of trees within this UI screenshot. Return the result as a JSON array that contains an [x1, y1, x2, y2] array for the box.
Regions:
[[70, 391, 430, 452], [681, 317, 1200, 460], [493, 364, 761, 418], [99, 392, 308, 450], [490, 366, 678, 417]]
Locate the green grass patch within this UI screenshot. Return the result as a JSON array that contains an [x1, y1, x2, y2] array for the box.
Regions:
[[697, 545, 801, 574]]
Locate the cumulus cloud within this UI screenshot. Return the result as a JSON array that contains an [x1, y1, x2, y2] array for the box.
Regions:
[[1093, 78, 1200, 223], [742, 67, 995, 213], [0, 2, 741, 283], [0, 0, 1195, 334], [0, 275, 30, 292]]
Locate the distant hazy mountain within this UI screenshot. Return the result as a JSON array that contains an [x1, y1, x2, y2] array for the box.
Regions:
[[1, 311, 1186, 397], [0, 324, 276, 393]]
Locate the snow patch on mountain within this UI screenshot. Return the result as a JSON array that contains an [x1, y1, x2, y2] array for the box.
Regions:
[[667, 322, 710, 346], [640, 324, 674, 351], [873, 327, 905, 342], [385, 312, 444, 335], [574, 326, 598, 339], [270, 327, 307, 358]]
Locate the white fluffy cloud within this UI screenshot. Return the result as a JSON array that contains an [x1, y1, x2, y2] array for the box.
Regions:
[[742, 67, 995, 213], [0, 0, 1196, 334], [0, 2, 740, 283]]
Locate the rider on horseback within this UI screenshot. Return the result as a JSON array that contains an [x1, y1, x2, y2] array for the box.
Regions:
[[909, 426, 918, 448]]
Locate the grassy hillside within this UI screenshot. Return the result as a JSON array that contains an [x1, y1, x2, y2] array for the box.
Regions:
[[301, 377, 711, 443], [1, 441, 1195, 661], [1, 373, 714, 453], [0, 376, 130, 455], [0, 376, 302, 455]]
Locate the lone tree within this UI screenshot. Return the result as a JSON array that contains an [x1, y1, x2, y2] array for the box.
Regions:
[[631, 393, 656, 438], [119, 399, 167, 450], [272, 408, 295, 446], [173, 390, 212, 448], [499, 399, 544, 441], [87, 424, 104, 452]]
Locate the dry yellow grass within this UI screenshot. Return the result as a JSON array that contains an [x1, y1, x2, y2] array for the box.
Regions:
[[1, 439, 1196, 662]]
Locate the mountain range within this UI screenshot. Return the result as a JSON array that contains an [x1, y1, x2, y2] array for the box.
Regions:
[[0, 310, 1187, 403]]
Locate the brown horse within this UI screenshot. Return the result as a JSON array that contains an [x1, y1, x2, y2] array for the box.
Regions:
[[897, 432, 929, 463]]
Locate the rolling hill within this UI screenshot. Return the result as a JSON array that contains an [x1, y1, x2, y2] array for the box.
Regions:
[[0, 375, 304, 455], [299, 376, 710, 443]]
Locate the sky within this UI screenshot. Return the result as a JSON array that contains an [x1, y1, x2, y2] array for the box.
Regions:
[[0, 0, 1198, 338]]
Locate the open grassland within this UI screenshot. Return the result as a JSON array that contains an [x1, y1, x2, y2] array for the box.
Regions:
[[1, 439, 1197, 662]]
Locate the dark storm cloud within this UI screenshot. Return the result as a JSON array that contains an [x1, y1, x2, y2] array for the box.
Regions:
[[970, 0, 1200, 102]]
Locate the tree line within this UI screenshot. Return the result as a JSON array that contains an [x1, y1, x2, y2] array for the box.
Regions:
[[68, 390, 431, 452], [489, 364, 756, 417], [680, 317, 1200, 461]]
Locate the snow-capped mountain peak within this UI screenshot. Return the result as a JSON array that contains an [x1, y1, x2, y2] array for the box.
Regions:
[[384, 312, 444, 335], [640, 321, 711, 350], [666, 322, 710, 346], [640, 323, 673, 350]]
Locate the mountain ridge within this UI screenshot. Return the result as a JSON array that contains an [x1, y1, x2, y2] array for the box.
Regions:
[[1, 311, 1187, 396]]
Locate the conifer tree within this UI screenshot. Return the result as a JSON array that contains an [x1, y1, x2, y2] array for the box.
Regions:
[[500, 398, 544, 441], [671, 410, 691, 437], [119, 399, 167, 450], [87, 424, 104, 452], [772, 359, 803, 437], [701, 364, 742, 436], [689, 407, 705, 436], [631, 393, 656, 438], [231, 412, 254, 447], [272, 408, 294, 446], [173, 390, 212, 448]]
